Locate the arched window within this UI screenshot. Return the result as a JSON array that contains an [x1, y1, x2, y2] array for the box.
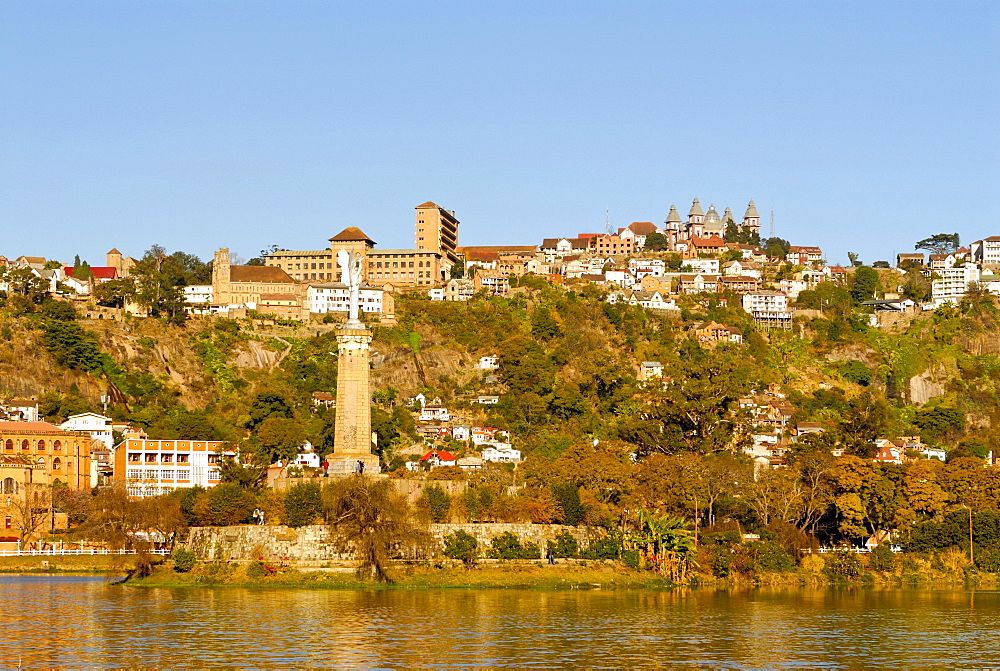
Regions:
[[37, 440, 45, 450], [36, 457, 46, 468], [1, 478, 16, 494], [67, 461, 73, 473], [53, 457, 62, 470], [53, 440, 62, 451], [4, 440, 11, 451], [20, 440, 28, 451]]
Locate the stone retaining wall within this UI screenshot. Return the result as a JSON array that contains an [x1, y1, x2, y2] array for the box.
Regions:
[[181, 523, 601, 563]]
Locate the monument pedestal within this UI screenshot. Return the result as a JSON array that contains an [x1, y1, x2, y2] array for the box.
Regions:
[[325, 453, 381, 475]]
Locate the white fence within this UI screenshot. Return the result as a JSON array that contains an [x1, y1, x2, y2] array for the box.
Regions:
[[0, 548, 170, 557]]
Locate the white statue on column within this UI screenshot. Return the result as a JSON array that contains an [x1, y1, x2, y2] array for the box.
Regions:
[[337, 249, 365, 327]]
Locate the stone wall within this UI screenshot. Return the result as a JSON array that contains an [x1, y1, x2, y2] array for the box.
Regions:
[[181, 522, 600, 563]]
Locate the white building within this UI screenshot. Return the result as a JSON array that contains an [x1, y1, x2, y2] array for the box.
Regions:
[[742, 291, 789, 313], [419, 406, 451, 422], [478, 355, 500, 370], [687, 258, 720, 275], [428, 288, 445, 301], [481, 443, 521, 463], [931, 264, 980, 306], [308, 283, 383, 314], [59, 413, 115, 450], [971, 237, 1000, 268]]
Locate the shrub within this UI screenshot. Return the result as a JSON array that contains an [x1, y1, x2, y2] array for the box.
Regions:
[[547, 530, 579, 558], [975, 548, 1000, 573], [486, 531, 539, 560], [246, 560, 266, 579], [622, 549, 640, 569], [443, 530, 479, 565], [582, 531, 623, 560], [824, 551, 863, 578], [171, 547, 197, 573], [868, 544, 896, 572], [284, 482, 323, 528]]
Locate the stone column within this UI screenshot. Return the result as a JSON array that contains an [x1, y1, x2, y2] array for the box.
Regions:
[[329, 323, 380, 474]]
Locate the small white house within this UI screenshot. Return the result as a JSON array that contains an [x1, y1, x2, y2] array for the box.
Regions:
[[419, 406, 451, 422], [474, 395, 500, 405], [428, 288, 445, 301], [478, 356, 500, 370], [452, 425, 471, 441]]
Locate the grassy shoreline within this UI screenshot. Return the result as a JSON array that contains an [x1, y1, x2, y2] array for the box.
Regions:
[[120, 558, 1000, 591], [0, 555, 134, 574]]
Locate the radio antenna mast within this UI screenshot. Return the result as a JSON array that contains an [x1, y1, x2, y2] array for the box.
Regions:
[[605, 208, 612, 235], [769, 200, 775, 239]]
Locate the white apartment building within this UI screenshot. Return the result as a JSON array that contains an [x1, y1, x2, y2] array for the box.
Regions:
[[742, 291, 789, 313], [931, 264, 980, 306], [308, 283, 383, 314]]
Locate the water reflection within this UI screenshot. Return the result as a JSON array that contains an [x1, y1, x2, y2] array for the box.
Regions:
[[0, 576, 997, 667]]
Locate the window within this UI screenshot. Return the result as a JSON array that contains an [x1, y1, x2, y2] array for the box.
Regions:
[[37, 440, 45, 450], [146, 454, 158, 463], [21, 440, 28, 451], [53, 440, 61, 451], [2, 478, 16, 494], [161, 454, 173, 463], [36, 457, 46, 468], [4, 440, 11, 451], [53, 457, 62, 470], [177, 454, 189, 463]]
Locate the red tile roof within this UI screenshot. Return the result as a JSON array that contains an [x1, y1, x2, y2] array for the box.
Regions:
[[329, 227, 376, 243], [0, 421, 72, 434], [420, 450, 456, 462]]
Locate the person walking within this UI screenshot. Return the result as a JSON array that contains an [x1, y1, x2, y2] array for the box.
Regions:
[[321, 459, 329, 477]]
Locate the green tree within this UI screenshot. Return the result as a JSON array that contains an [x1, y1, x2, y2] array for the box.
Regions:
[[644, 232, 668, 251], [530, 307, 560, 340], [256, 417, 306, 464], [915, 233, 960, 255], [92, 277, 136, 309], [322, 476, 426, 582], [41, 300, 77, 321], [850, 266, 880, 304], [421, 485, 451, 522], [245, 392, 295, 431]]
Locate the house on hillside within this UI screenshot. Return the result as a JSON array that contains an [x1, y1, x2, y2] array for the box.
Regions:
[[690, 321, 743, 344], [639, 361, 664, 381], [420, 450, 457, 468]]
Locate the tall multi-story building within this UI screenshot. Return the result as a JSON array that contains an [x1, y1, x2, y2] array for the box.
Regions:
[[415, 201, 460, 263], [265, 202, 457, 290]]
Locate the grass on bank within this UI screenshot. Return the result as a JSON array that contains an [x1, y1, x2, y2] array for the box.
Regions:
[[125, 560, 677, 590]]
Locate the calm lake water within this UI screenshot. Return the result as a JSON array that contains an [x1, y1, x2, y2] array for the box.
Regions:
[[1, 575, 998, 667]]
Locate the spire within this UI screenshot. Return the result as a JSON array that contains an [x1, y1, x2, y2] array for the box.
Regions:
[[665, 204, 681, 224], [744, 200, 759, 219], [723, 207, 734, 223], [689, 198, 704, 217]]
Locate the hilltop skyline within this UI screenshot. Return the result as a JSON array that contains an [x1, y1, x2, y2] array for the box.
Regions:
[[2, 2, 997, 266]]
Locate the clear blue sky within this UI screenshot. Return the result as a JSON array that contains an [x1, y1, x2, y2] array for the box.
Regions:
[[2, 1, 998, 267]]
